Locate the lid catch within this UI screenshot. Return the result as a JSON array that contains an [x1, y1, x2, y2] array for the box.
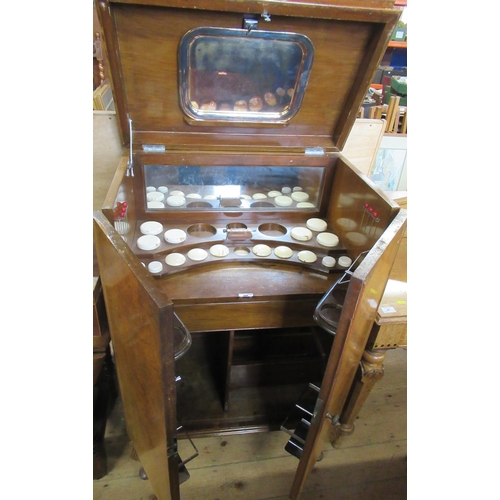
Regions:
[[242, 15, 259, 33], [242, 12, 271, 33]]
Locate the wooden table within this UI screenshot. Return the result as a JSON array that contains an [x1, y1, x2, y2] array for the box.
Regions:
[[330, 279, 407, 446]]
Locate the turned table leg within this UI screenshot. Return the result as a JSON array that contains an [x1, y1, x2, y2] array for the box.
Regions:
[[330, 349, 387, 448]]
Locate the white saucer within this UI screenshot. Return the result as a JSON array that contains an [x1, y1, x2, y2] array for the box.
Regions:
[[187, 248, 208, 261], [147, 191, 165, 202], [165, 253, 186, 266], [274, 246, 293, 259], [146, 186, 156, 193], [338, 256, 352, 268], [281, 187, 292, 194], [252, 193, 267, 199], [210, 244, 230, 257], [322, 256, 336, 268], [297, 250, 317, 263], [291, 191, 309, 202], [293, 186, 303, 192], [140, 221, 164, 235], [203, 194, 218, 200], [306, 218, 327, 232], [157, 186, 169, 194], [186, 193, 202, 199], [296, 202, 315, 208], [166, 195, 185, 207], [137, 235, 161, 251], [268, 190, 281, 198], [291, 227, 313, 241], [148, 261, 163, 273], [275, 195, 293, 207], [169, 190, 185, 197], [317, 232, 340, 247], [252, 244, 272, 257], [164, 229, 187, 244], [147, 201, 164, 209]]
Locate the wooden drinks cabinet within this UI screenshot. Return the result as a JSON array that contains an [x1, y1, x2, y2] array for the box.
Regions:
[[93, 1, 406, 498]]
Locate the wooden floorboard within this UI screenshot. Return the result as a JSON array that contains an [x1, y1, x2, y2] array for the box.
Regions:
[[94, 348, 406, 499]]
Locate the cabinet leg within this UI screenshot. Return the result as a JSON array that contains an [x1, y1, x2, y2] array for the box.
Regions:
[[330, 349, 387, 448]]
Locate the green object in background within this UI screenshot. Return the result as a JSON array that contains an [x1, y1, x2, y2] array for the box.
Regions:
[[384, 87, 407, 106], [391, 26, 406, 41], [391, 76, 407, 96], [391, 20, 407, 41]]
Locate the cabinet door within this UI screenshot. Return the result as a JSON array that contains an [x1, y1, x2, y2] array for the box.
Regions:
[[289, 209, 407, 499], [93, 211, 180, 500]]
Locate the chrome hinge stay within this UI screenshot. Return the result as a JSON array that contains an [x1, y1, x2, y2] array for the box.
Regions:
[[126, 116, 134, 177]]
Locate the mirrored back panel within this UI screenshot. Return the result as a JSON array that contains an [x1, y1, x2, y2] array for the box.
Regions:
[[179, 27, 314, 124], [144, 164, 325, 211]]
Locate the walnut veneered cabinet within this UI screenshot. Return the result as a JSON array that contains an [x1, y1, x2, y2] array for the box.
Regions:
[[93, 1, 405, 499]]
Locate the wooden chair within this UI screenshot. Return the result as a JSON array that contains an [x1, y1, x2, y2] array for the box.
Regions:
[[369, 98, 407, 134]]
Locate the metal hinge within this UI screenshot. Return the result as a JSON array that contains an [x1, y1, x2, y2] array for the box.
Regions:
[[311, 397, 324, 425], [142, 144, 166, 153], [326, 412, 340, 425], [305, 147, 325, 156], [312, 397, 340, 426]]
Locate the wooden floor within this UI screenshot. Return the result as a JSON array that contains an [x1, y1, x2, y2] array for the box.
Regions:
[[93, 348, 407, 500]]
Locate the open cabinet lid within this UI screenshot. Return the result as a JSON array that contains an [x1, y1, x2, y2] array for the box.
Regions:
[[97, 0, 401, 153]]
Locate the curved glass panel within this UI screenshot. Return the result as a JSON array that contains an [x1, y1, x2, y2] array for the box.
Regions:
[[179, 27, 314, 124]]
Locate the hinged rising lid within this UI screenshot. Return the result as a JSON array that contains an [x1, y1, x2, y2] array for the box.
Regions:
[[97, 0, 401, 153]]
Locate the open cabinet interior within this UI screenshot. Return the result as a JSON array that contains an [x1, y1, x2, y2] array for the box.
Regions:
[[175, 326, 334, 435]]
